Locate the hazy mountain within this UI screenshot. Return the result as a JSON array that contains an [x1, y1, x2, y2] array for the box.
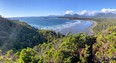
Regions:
[[63, 14, 93, 18], [93, 13, 116, 18], [63, 12, 116, 18], [64, 14, 80, 17]]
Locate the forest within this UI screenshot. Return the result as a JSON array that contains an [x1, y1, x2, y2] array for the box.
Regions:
[[93, 18, 116, 33], [0, 17, 116, 63]]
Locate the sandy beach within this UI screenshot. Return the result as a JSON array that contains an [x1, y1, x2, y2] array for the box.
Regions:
[[89, 21, 97, 35], [59, 20, 94, 35]]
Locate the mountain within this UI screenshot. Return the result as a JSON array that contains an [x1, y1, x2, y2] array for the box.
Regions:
[[94, 13, 116, 18], [63, 13, 93, 18], [63, 12, 116, 18], [64, 14, 80, 17]]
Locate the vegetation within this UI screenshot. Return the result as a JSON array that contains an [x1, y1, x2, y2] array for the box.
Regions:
[[92, 18, 116, 33], [93, 26, 116, 63], [0, 17, 63, 52], [59, 17, 116, 34], [0, 17, 116, 63]]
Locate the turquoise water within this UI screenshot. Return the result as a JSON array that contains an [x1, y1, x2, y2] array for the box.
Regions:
[[9, 17, 93, 35]]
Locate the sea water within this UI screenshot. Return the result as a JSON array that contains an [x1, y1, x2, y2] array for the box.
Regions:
[[9, 17, 93, 35]]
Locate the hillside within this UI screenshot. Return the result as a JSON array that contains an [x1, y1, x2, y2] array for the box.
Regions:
[[0, 25, 115, 63], [0, 17, 115, 63], [0, 17, 62, 52], [93, 18, 116, 33]]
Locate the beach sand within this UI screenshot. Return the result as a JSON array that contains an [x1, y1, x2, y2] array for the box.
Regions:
[[59, 20, 96, 35], [89, 21, 97, 35]]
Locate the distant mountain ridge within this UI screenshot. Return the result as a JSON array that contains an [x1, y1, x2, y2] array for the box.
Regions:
[[63, 12, 116, 18], [94, 13, 116, 18]]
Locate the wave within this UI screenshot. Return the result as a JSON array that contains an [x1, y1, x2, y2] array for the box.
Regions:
[[30, 20, 81, 31]]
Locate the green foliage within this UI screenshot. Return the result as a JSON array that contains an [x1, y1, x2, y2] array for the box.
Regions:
[[0, 17, 116, 63], [93, 18, 116, 33], [93, 26, 116, 63], [0, 26, 116, 63], [6, 50, 13, 57], [19, 48, 39, 63], [0, 17, 63, 52], [79, 45, 90, 63]]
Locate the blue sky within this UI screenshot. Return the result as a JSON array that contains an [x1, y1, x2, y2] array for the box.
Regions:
[[0, 0, 116, 17]]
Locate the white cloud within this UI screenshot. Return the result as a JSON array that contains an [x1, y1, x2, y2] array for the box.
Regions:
[[77, 10, 98, 15], [65, 11, 74, 14], [65, 8, 116, 16], [101, 8, 116, 13], [78, 10, 87, 15]]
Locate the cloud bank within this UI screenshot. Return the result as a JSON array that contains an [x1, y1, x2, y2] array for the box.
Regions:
[[101, 8, 116, 13], [65, 8, 116, 15], [65, 11, 74, 14], [77, 10, 98, 15]]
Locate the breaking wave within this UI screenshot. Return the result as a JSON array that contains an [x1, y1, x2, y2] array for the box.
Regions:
[[30, 20, 81, 31]]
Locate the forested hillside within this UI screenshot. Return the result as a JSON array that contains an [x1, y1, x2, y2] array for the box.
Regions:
[[0, 17, 115, 63], [93, 18, 116, 33], [0, 17, 63, 52]]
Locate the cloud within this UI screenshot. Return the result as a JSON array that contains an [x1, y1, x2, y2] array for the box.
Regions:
[[77, 10, 87, 15], [65, 8, 116, 16], [65, 11, 74, 14], [101, 8, 116, 13], [77, 10, 98, 15]]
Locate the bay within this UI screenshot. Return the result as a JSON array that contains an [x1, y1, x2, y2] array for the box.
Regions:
[[9, 17, 93, 35]]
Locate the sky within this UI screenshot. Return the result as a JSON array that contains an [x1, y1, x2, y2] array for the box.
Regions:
[[0, 0, 116, 17]]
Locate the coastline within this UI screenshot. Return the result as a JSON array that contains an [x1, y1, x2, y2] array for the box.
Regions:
[[89, 21, 97, 35], [59, 20, 94, 35], [11, 17, 96, 35]]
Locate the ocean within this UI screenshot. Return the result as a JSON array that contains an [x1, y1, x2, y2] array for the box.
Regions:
[[9, 17, 93, 35]]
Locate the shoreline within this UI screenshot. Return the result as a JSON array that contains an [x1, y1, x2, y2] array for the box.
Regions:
[[89, 21, 97, 35], [59, 20, 94, 35]]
